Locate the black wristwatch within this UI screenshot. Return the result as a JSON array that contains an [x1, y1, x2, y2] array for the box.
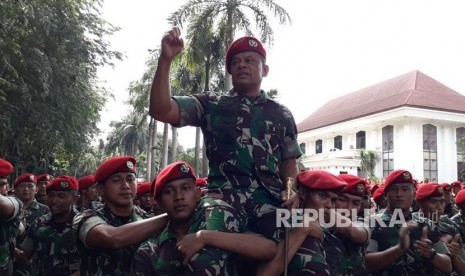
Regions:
[[428, 248, 437, 261]]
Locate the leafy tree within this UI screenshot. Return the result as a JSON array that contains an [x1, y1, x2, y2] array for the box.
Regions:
[[359, 149, 380, 181]]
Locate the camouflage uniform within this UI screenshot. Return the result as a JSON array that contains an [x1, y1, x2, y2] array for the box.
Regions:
[[131, 196, 241, 275], [450, 212, 465, 242], [14, 199, 50, 276], [324, 228, 348, 276], [20, 211, 80, 275], [75, 200, 103, 213], [367, 209, 450, 276], [0, 196, 23, 275], [286, 233, 330, 275], [340, 219, 369, 276], [175, 91, 302, 239], [72, 204, 145, 275]]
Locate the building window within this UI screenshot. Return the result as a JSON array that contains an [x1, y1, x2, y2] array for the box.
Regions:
[[356, 131, 366, 149], [334, 135, 342, 150], [382, 125, 394, 178], [299, 143, 306, 154], [457, 127, 465, 181], [423, 124, 438, 182], [315, 139, 322, 154]]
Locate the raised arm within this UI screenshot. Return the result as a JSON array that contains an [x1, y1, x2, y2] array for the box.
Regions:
[[149, 27, 183, 124]]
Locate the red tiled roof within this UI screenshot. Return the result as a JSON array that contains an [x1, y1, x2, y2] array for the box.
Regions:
[[297, 70, 465, 132]]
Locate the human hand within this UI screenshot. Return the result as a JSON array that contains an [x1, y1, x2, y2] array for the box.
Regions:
[[398, 221, 418, 251], [176, 230, 206, 265], [160, 27, 184, 61], [446, 234, 461, 258], [413, 227, 434, 259], [281, 190, 299, 209]]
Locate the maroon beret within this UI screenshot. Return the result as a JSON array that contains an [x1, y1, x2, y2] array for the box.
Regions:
[[137, 182, 152, 197], [196, 177, 207, 188], [440, 183, 452, 192], [0, 158, 13, 178], [154, 161, 196, 198], [225, 36, 266, 74], [372, 185, 385, 201], [15, 173, 37, 187], [451, 181, 461, 188], [37, 174, 53, 183], [383, 169, 414, 191], [94, 156, 136, 183], [338, 174, 367, 197], [455, 189, 465, 205], [297, 170, 347, 192], [47, 175, 78, 191], [78, 175, 95, 190], [415, 183, 444, 200]]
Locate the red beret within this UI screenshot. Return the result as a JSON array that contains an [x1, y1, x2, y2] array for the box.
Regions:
[[154, 161, 196, 198], [0, 158, 13, 178], [225, 36, 266, 74], [196, 177, 207, 188], [372, 185, 385, 201], [440, 183, 452, 192], [415, 183, 444, 200], [451, 181, 461, 188], [37, 174, 53, 183], [297, 170, 347, 192], [78, 175, 95, 190], [47, 175, 78, 191], [338, 174, 366, 197], [15, 173, 37, 187], [383, 169, 414, 191], [137, 182, 152, 197], [94, 156, 136, 183], [455, 189, 465, 205]]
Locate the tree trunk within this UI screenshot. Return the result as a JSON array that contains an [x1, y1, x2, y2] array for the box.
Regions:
[[170, 126, 178, 164], [146, 117, 157, 181], [161, 123, 169, 168], [202, 142, 208, 176]]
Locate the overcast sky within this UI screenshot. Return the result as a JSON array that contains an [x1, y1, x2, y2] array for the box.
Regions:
[[98, 0, 465, 148]]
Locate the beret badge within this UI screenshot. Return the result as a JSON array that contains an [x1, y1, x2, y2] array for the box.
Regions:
[[126, 161, 134, 170], [180, 164, 189, 174], [60, 181, 69, 188]]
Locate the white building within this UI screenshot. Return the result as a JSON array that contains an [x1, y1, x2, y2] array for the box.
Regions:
[[297, 70, 465, 183]]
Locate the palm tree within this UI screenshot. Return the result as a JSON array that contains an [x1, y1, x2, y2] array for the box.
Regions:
[[105, 112, 148, 157], [359, 149, 380, 181], [169, 0, 291, 90]]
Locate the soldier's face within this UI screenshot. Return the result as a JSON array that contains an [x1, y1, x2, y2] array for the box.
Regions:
[[14, 182, 37, 202], [83, 184, 99, 201], [37, 181, 48, 195], [101, 172, 137, 208], [230, 52, 268, 93], [385, 183, 414, 212], [47, 190, 77, 216], [418, 197, 445, 221], [137, 193, 154, 211], [0, 178, 8, 196], [302, 190, 338, 222], [156, 178, 200, 223], [335, 193, 363, 214]]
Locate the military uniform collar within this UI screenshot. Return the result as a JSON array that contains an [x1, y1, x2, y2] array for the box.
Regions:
[[157, 222, 177, 245], [29, 199, 40, 210], [228, 89, 268, 103]]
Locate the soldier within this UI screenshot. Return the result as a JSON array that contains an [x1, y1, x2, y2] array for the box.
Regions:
[[72, 156, 168, 275], [0, 158, 23, 275], [149, 26, 301, 274], [136, 181, 155, 218], [365, 170, 452, 275], [20, 175, 81, 275], [0, 158, 13, 196], [450, 189, 465, 276], [76, 174, 102, 212], [451, 189, 465, 242], [372, 185, 387, 212], [441, 182, 458, 218], [336, 174, 371, 275], [132, 161, 276, 275], [13, 173, 50, 275], [35, 174, 52, 205], [451, 181, 462, 197], [258, 170, 349, 275]]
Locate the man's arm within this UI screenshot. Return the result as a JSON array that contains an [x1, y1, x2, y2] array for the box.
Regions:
[[149, 27, 183, 124], [82, 213, 168, 249], [332, 211, 370, 244], [0, 195, 21, 219]]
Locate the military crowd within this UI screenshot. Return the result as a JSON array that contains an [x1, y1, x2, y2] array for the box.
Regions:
[[1, 28, 465, 275]]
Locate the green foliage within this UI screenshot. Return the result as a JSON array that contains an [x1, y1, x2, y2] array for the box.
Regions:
[[359, 149, 380, 181], [0, 0, 120, 175]]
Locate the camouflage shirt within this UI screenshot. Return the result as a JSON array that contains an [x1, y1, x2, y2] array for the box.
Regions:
[[175, 90, 302, 200], [367, 209, 449, 276], [0, 196, 23, 275], [324, 228, 348, 276], [339, 219, 370, 276], [450, 212, 465, 242], [73, 204, 145, 276], [131, 196, 239, 276], [22, 199, 50, 231], [75, 200, 103, 213], [20, 211, 80, 276]]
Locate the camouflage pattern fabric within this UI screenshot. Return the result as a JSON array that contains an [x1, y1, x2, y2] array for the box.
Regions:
[[286, 233, 330, 275], [72, 204, 145, 276], [324, 228, 348, 276], [0, 196, 23, 275], [20, 211, 80, 276], [75, 200, 103, 213], [340, 219, 369, 276], [450, 212, 465, 242], [131, 196, 239, 276], [174, 90, 302, 201], [367, 209, 449, 276]]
